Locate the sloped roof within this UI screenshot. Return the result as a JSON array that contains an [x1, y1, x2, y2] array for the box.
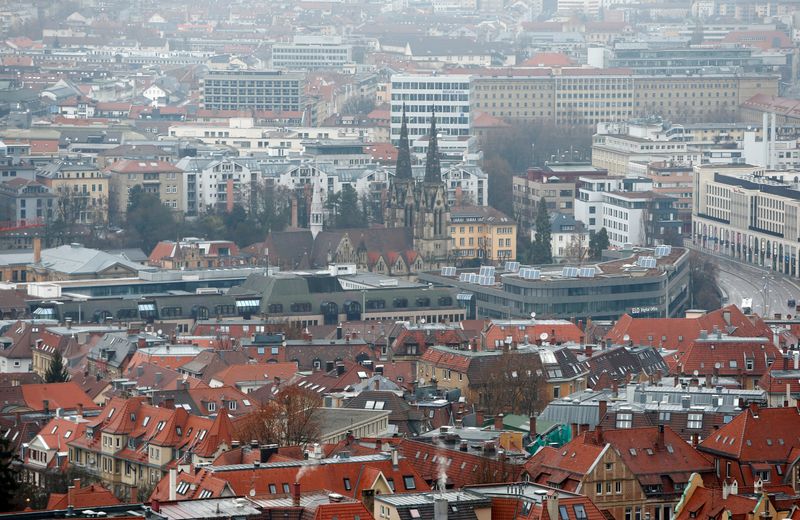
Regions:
[[20, 382, 94, 411], [38, 244, 144, 275], [698, 404, 800, 461], [46, 483, 121, 510]]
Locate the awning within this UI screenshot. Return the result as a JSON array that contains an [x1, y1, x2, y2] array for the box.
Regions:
[[456, 293, 474, 301]]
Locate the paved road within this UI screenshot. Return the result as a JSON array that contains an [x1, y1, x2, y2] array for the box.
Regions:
[[693, 247, 800, 318]]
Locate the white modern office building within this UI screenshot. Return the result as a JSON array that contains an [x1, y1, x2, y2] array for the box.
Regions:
[[390, 73, 471, 143]]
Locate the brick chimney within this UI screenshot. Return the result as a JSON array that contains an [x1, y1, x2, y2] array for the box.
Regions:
[[494, 413, 504, 431], [598, 400, 608, 420], [475, 409, 484, 427], [33, 237, 41, 264], [293, 482, 301, 507], [529, 415, 537, 437]]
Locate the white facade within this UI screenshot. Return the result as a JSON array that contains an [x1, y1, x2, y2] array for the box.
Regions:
[[390, 74, 471, 143], [0, 354, 32, 373], [574, 176, 627, 233], [601, 192, 648, 247], [271, 36, 353, 70]]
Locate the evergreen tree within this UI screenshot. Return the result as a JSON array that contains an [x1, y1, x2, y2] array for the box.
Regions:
[[588, 227, 610, 261], [531, 197, 552, 264], [330, 185, 365, 229], [125, 185, 178, 253], [0, 436, 18, 511], [45, 350, 70, 383]]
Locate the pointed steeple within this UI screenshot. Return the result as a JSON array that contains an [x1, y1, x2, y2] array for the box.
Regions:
[[395, 103, 412, 180], [310, 176, 324, 238], [424, 109, 441, 183]]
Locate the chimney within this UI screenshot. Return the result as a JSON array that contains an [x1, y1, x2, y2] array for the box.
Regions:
[[336, 363, 345, 376], [138, 335, 147, 349], [33, 237, 41, 264], [362, 489, 376, 513], [376, 438, 383, 451], [749, 402, 760, 418], [691, 433, 699, 447], [545, 491, 559, 520], [43, 399, 49, 414], [162, 397, 174, 410], [594, 424, 603, 444], [373, 379, 380, 391], [151, 499, 160, 512], [529, 415, 537, 438], [494, 413, 504, 431], [391, 447, 399, 468], [459, 439, 468, 451], [325, 361, 335, 372], [137, 365, 144, 377], [168, 468, 177, 501], [434, 497, 449, 520], [155, 372, 163, 385], [67, 483, 76, 516], [293, 482, 301, 507], [571, 423, 579, 438], [66, 317, 72, 329], [657, 424, 665, 448], [291, 197, 299, 228], [585, 344, 593, 357], [129, 486, 138, 504], [473, 409, 485, 428], [77, 403, 83, 418], [336, 323, 343, 340], [598, 400, 608, 420]]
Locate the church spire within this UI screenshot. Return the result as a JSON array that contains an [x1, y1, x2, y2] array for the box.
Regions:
[[424, 109, 441, 183], [395, 103, 412, 180]]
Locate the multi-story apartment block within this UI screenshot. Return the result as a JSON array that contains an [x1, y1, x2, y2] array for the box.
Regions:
[[692, 163, 800, 278], [0, 178, 56, 226], [106, 159, 184, 218], [36, 158, 110, 225], [644, 161, 694, 234], [575, 176, 652, 234], [390, 74, 471, 142], [592, 134, 692, 176], [200, 70, 304, 112], [601, 191, 681, 247], [67, 396, 233, 500], [271, 36, 353, 70], [448, 206, 517, 264], [513, 172, 578, 227]]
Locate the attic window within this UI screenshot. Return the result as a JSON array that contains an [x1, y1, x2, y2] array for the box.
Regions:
[[403, 476, 416, 490], [51, 426, 58, 434], [729, 360, 738, 368], [156, 421, 165, 431], [108, 408, 115, 418], [143, 417, 151, 427], [198, 490, 212, 499], [343, 478, 352, 490], [629, 448, 637, 456], [64, 431, 71, 439], [283, 483, 290, 493], [616, 412, 633, 429], [410, 510, 421, 519], [269, 484, 277, 494], [176, 482, 190, 495], [559, 505, 570, 520], [199, 430, 206, 440], [574, 505, 588, 520]]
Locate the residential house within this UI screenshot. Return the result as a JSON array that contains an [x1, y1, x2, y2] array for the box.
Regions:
[[524, 425, 715, 520], [207, 362, 299, 393], [344, 391, 425, 436], [697, 403, 800, 493], [673, 473, 781, 520], [67, 396, 234, 500], [150, 386, 257, 418], [106, 159, 185, 217], [481, 318, 585, 350], [21, 414, 89, 489], [449, 205, 517, 264], [148, 239, 244, 269]]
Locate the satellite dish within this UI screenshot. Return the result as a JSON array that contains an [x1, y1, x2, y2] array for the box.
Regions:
[[540, 332, 549, 341], [250, 489, 255, 497], [530, 312, 536, 319], [157, 329, 163, 336], [714, 362, 721, 369], [623, 334, 630, 342], [693, 370, 699, 377], [420, 318, 426, 324]]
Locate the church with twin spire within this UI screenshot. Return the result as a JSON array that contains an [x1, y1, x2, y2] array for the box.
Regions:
[[384, 107, 451, 266]]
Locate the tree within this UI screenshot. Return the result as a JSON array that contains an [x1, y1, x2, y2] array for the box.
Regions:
[[235, 385, 322, 447], [125, 186, 178, 253], [588, 228, 610, 260], [530, 197, 552, 264], [0, 436, 18, 511], [473, 350, 545, 416], [340, 95, 375, 115], [689, 251, 722, 310], [45, 350, 70, 383], [327, 185, 364, 229]]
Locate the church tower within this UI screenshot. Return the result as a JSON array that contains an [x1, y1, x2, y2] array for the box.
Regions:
[[310, 175, 324, 238], [384, 108, 450, 267], [416, 110, 450, 265]]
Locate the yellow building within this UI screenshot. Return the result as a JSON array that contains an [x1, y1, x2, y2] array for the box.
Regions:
[[106, 159, 184, 220], [449, 206, 516, 265], [36, 158, 110, 225]]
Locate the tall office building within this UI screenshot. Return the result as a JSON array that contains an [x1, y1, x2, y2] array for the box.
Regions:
[[390, 74, 471, 143], [201, 70, 305, 112], [271, 36, 353, 70]]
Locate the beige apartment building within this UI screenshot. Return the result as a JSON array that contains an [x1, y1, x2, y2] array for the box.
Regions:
[[36, 158, 110, 225], [470, 70, 779, 127], [691, 163, 800, 277], [106, 159, 184, 219]]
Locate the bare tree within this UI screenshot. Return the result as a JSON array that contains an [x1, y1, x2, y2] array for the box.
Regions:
[[235, 385, 322, 447]]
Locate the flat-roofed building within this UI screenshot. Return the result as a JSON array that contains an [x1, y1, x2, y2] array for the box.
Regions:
[[200, 70, 304, 112]]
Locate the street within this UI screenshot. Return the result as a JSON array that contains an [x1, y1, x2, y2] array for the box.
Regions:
[[699, 250, 800, 318]]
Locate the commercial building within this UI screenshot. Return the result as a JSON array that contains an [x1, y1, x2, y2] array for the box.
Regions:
[[271, 36, 353, 70], [419, 246, 690, 320], [390, 74, 471, 142], [0, 178, 55, 227], [691, 163, 800, 277], [644, 161, 694, 234], [200, 70, 304, 112], [470, 69, 779, 127], [449, 205, 517, 264], [574, 175, 653, 234], [600, 191, 682, 248]]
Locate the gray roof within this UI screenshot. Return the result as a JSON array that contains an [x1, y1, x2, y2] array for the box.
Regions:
[[38, 244, 148, 275], [313, 407, 391, 438]]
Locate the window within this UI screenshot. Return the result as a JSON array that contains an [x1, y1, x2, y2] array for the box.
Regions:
[[596, 482, 603, 494], [755, 470, 770, 482], [687, 413, 703, 429], [282, 483, 290, 493], [726, 461, 731, 478], [559, 506, 569, 520], [269, 484, 277, 494], [198, 490, 213, 499], [659, 411, 671, 422], [625, 507, 632, 520], [403, 475, 416, 490], [745, 358, 754, 371], [616, 412, 633, 429], [207, 402, 217, 412], [343, 478, 351, 490], [616, 481, 622, 494], [574, 505, 587, 520]]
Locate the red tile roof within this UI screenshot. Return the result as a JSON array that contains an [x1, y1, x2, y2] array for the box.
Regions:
[[105, 159, 181, 174], [20, 382, 95, 412], [46, 483, 121, 510]]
